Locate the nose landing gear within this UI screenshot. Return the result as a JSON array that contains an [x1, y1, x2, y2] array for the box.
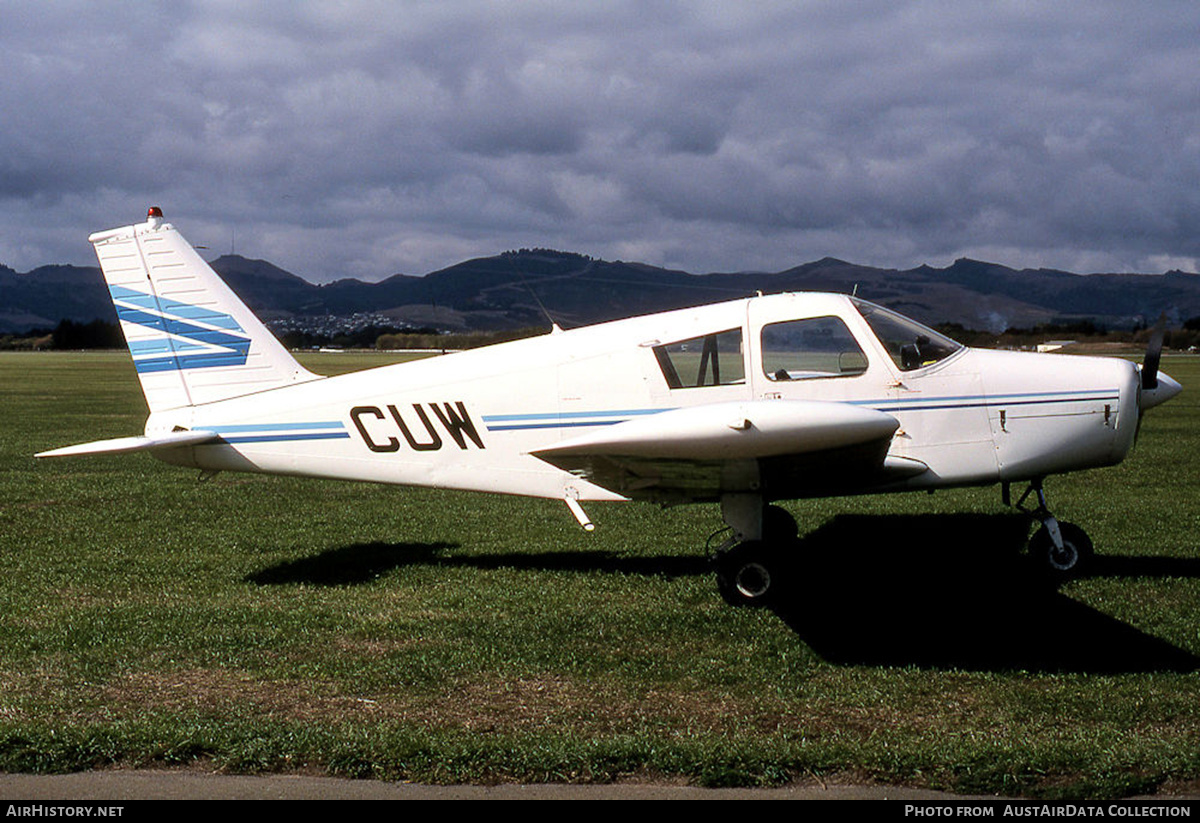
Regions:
[[1007, 479, 1094, 580]]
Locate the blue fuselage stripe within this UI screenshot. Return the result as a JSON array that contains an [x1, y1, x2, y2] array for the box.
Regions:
[[864, 395, 1119, 413], [487, 420, 626, 432], [195, 422, 345, 433], [191, 422, 349, 444], [482, 408, 672, 422], [206, 433, 352, 444], [481, 391, 1118, 432]]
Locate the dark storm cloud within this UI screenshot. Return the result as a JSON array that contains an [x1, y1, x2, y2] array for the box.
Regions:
[[1, 1, 1198, 280]]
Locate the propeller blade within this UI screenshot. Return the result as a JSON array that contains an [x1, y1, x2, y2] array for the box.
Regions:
[[1135, 312, 1182, 443], [1141, 314, 1166, 391]]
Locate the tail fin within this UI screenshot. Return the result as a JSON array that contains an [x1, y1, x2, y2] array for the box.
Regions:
[[90, 208, 320, 412]]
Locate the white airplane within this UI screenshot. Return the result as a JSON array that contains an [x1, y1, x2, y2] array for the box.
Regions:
[[39, 208, 1183, 606]]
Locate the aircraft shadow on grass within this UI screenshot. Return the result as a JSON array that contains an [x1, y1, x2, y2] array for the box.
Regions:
[[765, 513, 1200, 674], [245, 541, 460, 586], [246, 541, 707, 586], [247, 512, 1199, 674]]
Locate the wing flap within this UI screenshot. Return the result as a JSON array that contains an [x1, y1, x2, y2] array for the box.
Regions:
[[36, 429, 219, 459]]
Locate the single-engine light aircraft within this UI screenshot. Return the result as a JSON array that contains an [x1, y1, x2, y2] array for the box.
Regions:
[[39, 209, 1183, 606]]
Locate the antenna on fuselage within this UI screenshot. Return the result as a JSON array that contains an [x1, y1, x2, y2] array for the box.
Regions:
[[504, 253, 563, 332]]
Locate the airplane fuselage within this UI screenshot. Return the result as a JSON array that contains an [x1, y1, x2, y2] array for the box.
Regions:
[[144, 292, 1147, 504]]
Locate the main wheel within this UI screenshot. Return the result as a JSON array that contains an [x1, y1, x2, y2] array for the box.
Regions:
[[1029, 521, 1093, 579], [715, 541, 777, 608], [763, 505, 799, 542]]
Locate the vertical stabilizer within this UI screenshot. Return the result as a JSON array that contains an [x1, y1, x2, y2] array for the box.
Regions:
[[89, 208, 321, 412]]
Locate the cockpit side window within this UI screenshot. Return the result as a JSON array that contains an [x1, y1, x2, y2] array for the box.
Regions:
[[653, 328, 745, 389], [762, 316, 868, 381], [852, 298, 963, 371]]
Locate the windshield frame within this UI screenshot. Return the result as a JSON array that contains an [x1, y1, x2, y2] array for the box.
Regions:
[[850, 298, 965, 372]]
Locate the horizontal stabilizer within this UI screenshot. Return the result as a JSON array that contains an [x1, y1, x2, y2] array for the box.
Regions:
[[36, 429, 218, 459]]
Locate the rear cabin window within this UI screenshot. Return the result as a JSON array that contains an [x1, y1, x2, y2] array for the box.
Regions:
[[654, 329, 745, 389], [762, 316, 868, 381]]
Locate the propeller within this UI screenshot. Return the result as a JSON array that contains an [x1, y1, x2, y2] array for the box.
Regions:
[[1136, 313, 1182, 437], [1141, 313, 1166, 391]]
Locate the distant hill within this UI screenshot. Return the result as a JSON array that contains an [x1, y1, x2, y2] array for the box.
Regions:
[[3, 249, 1199, 334], [0, 263, 119, 334]]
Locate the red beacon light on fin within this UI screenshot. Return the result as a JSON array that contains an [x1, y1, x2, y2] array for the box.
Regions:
[[147, 206, 164, 219]]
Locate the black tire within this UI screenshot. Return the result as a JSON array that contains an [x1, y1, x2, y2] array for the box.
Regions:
[[1029, 521, 1094, 579], [715, 541, 777, 608], [763, 505, 799, 542]]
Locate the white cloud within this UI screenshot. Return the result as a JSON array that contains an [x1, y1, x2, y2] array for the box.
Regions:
[[1, 1, 1199, 278]]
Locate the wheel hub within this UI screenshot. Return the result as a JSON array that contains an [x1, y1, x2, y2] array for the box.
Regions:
[[735, 562, 771, 599], [1047, 542, 1078, 571]]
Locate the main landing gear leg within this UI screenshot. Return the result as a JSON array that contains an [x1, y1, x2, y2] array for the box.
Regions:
[[1008, 478, 1094, 579], [711, 495, 798, 608]]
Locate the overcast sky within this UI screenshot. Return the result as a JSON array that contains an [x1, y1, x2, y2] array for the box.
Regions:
[[2, 1, 1199, 282]]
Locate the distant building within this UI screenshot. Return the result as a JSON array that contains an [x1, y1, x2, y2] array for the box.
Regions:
[[1036, 340, 1077, 353]]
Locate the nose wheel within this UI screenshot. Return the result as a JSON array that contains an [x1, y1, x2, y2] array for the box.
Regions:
[[1009, 479, 1094, 580], [1029, 520, 1093, 577]]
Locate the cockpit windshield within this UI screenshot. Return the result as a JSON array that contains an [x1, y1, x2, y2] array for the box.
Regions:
[[851, 298, 963, 371]]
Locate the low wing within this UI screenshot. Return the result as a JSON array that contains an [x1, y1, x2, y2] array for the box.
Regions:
[[530, 400, 927, 503], [36, 429, 219, 459]]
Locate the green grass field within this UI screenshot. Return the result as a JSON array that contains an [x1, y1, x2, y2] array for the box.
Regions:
[[2, 350, 1199, 798]]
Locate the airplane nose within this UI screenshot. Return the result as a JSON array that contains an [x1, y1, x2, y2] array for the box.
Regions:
[[1141, 370, 1182, 411]]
